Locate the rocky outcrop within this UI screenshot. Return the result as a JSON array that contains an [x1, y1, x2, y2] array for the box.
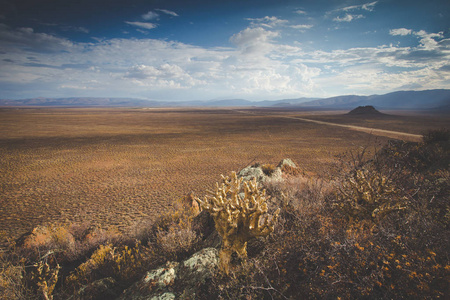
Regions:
[[118, 248, 219, 299], [237, 159, 298, 183], [69, 277, 121, 300]]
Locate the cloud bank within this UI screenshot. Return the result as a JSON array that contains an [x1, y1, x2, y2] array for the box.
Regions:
[[0, 10, 449, 100]]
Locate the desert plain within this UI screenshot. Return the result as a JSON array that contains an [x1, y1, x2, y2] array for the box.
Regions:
[[0, 107, 448, 248]]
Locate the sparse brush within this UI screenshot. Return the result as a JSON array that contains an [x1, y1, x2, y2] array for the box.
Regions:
[[112, 241, 149, 283], [65, 244, 115, 291], [261, 164, 276, 176], [155, 221, 200, 260], [422, 128, 449, 145], [0, 253, 29, 300]]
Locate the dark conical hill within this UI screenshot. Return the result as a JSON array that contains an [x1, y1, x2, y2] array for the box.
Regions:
[[347, 105, 383, 115]]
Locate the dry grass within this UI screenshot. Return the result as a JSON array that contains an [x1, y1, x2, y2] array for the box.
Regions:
[[0, 107, 442, 248]]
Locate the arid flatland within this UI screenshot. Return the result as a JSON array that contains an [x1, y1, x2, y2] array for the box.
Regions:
[[0, 107, 447, 247]]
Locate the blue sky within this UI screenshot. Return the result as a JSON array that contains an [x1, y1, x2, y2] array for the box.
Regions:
[[0, 0, 449, 101]]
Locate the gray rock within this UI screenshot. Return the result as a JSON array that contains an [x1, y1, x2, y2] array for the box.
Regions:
[[70, 277, 120, 300], [238, 159, 298, 184], [277, 158, 297, 168], [118, 248, 219, 300], [237, 164, 266, 182]]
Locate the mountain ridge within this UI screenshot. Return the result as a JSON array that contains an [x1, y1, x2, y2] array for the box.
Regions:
[[1, 89, 449, 110]]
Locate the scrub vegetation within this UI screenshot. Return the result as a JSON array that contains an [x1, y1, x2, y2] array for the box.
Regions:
[[0, 108, 448, 299]]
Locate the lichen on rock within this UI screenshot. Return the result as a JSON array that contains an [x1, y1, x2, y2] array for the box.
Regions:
[[119, 248, 219, 300]]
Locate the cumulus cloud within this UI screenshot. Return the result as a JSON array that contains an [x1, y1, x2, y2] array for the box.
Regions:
[[230, 27, 278, 55], [333, 14, 364, 22], [230, 27, 278, 47], [124, 63, 202, 88], [415, 30, 444, 50], [125, 21, 157, 30], [390, 28, 412, 36], [0, 17, 448, 100]]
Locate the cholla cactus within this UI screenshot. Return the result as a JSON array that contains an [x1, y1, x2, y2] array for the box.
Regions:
[[30, 257, 60, 300], [196, 172, 280, 274], [338, 168, 406, 223]]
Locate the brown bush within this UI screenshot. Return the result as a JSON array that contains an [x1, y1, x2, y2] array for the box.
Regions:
[[261, 164, 276, 176], [0, 253, 29, 299]]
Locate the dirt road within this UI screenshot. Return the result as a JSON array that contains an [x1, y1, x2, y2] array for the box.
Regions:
[[288, 116, 422, 142], [233, 110, 423, 142]]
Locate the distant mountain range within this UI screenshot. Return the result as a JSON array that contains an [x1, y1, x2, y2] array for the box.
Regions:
[[298, 89, 450, 110], [1, 89, 449, 110]]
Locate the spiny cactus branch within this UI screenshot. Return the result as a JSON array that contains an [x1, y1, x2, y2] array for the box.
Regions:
[[196, 171, 279, 274]]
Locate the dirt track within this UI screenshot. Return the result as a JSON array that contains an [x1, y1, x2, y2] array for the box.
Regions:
[[287, 116, 423, 142], [232, 110, 423, 142]]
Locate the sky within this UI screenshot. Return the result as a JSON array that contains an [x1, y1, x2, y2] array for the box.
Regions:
[[0, 0, 449, 101]]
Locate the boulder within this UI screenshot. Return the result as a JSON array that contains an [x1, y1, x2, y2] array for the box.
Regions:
[[277, 158, 297, 169], [237, 159, 299, 184], [237, 163, 266, 182], [118, 248, 219, 299]]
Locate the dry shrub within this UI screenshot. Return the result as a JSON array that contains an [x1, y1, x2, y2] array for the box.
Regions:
[[21, 225, 76, 262], [64, 240, 152, 295], [65, 244, 115, 291], [265, 173, 332, 212], [422, 128, 449, 145], [20, 223, 122, 265], [112, 241, 150, 284], [152, 196, 201, 261], [280, 164, 303, 176], [155, 220, 200, 260], [261, 163, 276, 176], [0, 253, 28, 299]]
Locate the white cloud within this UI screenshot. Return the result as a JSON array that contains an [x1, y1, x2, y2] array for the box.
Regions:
[[155, 9, 179, 17], [0, 20, 448, 100], [294, 9, 306, 15], [340, 1, 378, 12], [230, 27, 279, 56], [390, 28, 412, 36], [245, 16, 288, 28], [125, 21, 157, 30], [329, 1, 377, 23], [415, 30, 444, 50], [124, 64, 203, 88], [290, 24, 313, 30], [333, 14, 364, 22], [362, 1, 378, 11], [142, 11, 159, 20]]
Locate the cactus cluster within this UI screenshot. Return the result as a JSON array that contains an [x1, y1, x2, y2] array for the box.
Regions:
[[338, 168, 406, 223], [29, 256, 60, 300], [196, 172, 279, 273]]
